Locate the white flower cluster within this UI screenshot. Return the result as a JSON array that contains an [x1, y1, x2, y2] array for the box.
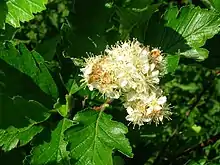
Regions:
[[81, 39, 171, 127]]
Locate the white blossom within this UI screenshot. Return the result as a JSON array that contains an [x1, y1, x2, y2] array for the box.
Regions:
[[80, 39, 171, 127]]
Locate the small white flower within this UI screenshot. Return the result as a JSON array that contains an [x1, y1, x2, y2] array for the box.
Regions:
[[125, 107, 145, 128], [80, 39, 170, 127], [119, 79, 128, 87], [140, 49, 149, 56], [157, 55, 163, 62], [157, 96, 167, 104], [151, 70, 159, 77], [142, 64, 150, 74]]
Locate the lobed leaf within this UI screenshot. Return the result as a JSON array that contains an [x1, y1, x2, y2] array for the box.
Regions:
[[35, 35, 61, 61], [0, 125, 43, 151], [5, 0, 47, 28], [0, 96, 50, 129], [146, 6, 220, 61], [65, 109, 133, 165], [164, 6, 220, 49], [0, 42, 58, 100], [116, 0, 161, 40], [0, 95, 50, 151], [30, 118, 74, 165]]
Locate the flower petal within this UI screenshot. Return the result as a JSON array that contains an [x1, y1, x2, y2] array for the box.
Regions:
[[150, 63, 156, 71], [152, 70, 159, 77], [154, 105, 162, 111], [126, 107, 134, 115], [157, 96, 167, 105]]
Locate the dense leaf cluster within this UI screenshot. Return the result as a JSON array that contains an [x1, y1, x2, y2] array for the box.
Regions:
[[0, 0, 220, 165]]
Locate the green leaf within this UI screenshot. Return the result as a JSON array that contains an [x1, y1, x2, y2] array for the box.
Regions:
[[65, 109, 133, 165], [54, 99, 68, 118], [164, 54, 180, 73], [35, 35, 61, 61], [180, 48, 209, 62], [0, 43, 58, 100], [116, 1, 160, 40], [205, 0, 220, 12], [0, 70, 5, 93], [54, 95, 74, 117], [187, 159, 207, 165], [0, 1, 7, 29], [61, 57, 84, 95], [62, 0, 111, 58], [215, 78, 220, 96], [69, 79, 81, 95], [0, 24, 17, 41], [191, 124, 202, 133], [0, 125, 43, 151], [5, 0, 47, 28], [0, 96, 50, 129], [31, 118, 74, 165], [146, 6, 220, 61], [0, 96, 50, 151], [113, 156, 125, 165], [164, 6, 220, 48]]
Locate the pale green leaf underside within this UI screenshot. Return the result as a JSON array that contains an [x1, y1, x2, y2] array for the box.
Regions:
[[66, 109, 133, 165], [31, 119, 74, 165], [179, 48, 209, 61], [6, 0, 47, 28]]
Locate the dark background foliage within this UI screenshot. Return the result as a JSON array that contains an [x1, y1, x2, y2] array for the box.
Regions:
[[0, 0, 220, 165]]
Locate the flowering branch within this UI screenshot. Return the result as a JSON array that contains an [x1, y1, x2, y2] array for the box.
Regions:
[[80, 39, 171, 127], [153, 72, 217, 164]]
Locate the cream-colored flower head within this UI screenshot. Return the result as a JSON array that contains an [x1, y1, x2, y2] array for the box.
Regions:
[[80, 39, 171, 127], [124, 91, 171, 127], [81, 55, 121, 99]]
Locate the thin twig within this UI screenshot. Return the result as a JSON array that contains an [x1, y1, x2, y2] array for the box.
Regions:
[[175, 133, 220, 159], [153, 73, 216, 165], [92, 99, 114, 111]]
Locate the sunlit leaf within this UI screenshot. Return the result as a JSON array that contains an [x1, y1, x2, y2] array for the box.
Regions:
[[31, 119, 74, 165], [164, 54, 180, 73], [5, 0, 47, 28], [0, 96, 50, 151], [146, 6, 220, 61], [65, 109, 133, 165], [0, 42, 58, 101], [0, 125, 43, 151]]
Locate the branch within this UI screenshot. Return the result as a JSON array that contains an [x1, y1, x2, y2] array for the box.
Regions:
[[176, 133, 220, 159], [153, 72, 216, 165], [92, 99, 114, 111]]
